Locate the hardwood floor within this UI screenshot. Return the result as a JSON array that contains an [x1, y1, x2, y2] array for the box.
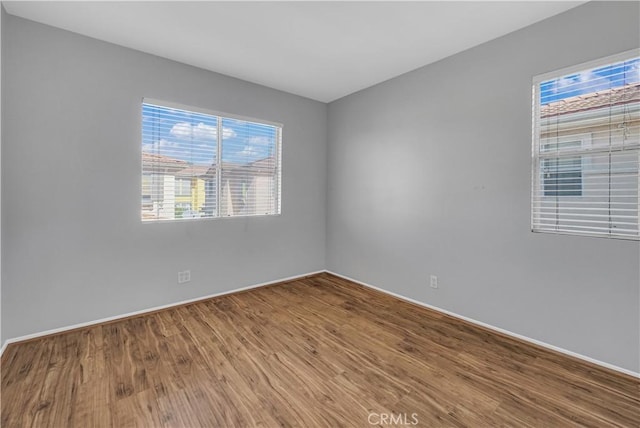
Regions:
[[1, 273, 638, 427]]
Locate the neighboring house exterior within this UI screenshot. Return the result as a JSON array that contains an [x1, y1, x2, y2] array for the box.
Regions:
[[174, 165, 211, 216], [537, 82, 639, 235], [219, 157, 278, 217], [141, 152, 189, 220], [142, 152, 278, 220]]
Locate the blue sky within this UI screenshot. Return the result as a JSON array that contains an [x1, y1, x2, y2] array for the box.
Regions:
[[142, 103, 277, 165], [540, 57, 640, 105]]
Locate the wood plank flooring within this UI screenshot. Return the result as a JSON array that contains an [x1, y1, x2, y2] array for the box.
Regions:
[[1, 273, 639, 427]]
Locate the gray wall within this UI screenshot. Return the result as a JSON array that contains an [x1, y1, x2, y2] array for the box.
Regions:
[[326, 1, 640, 373], [3, 2, 639, 374], [0, 7, 3, 346], [2, 14, 327, 340]]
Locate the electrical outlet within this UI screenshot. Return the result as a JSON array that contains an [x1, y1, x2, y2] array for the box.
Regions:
[[430, 275, 438, 289], [178, 270, 191, 284]]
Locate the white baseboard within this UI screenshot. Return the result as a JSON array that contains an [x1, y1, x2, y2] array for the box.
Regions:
[[3, 269, 638, 380], [325, 270, 640, 379], [0, 270, 324, 357]]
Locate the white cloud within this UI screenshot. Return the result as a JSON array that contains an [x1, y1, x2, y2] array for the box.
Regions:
[[247, 135, 272, 146], [170, 122, 236, 140], [169, 122, 194, 139], [222, 127, 236, 140], [550, 70, 613, 96], [194, 123, 219, 140], [142, 138, 177, 151], [238, 145, 261, 158]]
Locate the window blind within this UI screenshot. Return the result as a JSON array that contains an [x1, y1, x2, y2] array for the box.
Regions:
[[532, 50, 639, 240], [141, 99, 282, 221]]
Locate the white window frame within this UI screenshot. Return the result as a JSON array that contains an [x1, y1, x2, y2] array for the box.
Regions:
[[531, 49, 640, 240], [141, 98, 283, 222]]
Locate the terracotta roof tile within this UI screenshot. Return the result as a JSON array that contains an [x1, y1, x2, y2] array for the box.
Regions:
[[175, 165, 213, 177], [142, 152, 276, 177], [142, 151, 189, 169], [541, 83, 640, 118]]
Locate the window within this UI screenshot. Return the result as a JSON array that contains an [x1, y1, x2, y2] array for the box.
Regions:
[[141, 99, 282, 222], [532, 50, 639, 240], [175, 178, 192, 197], [541, 137, 587, 197]]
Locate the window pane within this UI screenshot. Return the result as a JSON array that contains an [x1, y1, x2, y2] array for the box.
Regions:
[[220, 117, 279, 217]]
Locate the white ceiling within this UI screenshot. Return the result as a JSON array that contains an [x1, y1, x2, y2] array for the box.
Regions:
[[3, 1, 585, 103]]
